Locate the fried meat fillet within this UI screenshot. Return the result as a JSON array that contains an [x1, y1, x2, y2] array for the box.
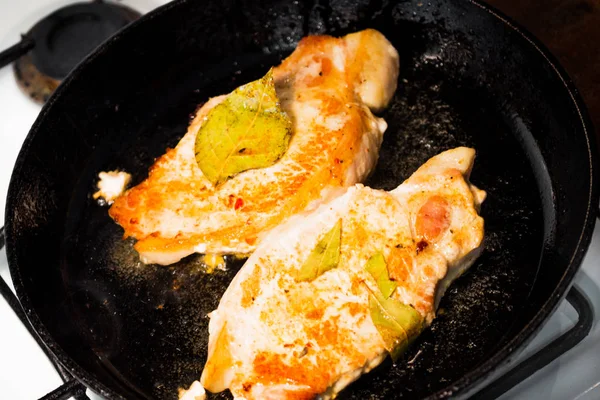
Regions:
[[109, 29, 399, 265], [201, 147, 486, 399]]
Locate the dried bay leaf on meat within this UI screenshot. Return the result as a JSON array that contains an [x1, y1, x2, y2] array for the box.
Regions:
[[195, 69, 292, 186], [296, 219, 342, 282]]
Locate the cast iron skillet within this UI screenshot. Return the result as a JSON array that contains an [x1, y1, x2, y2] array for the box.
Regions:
[[5, 0, 598, 399]]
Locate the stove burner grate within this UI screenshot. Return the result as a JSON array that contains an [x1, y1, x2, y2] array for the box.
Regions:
[[0, 1, 140, 103]]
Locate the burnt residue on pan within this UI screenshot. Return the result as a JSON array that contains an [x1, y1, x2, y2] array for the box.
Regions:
[[6, 0, 596, 399]]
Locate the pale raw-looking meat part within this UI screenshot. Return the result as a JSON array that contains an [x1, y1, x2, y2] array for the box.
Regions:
[[200, 147, 486, 400], [108, 29, 400, 265]]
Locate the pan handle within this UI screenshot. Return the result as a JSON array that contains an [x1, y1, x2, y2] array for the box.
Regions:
[[471, 285, 593, 399], [0, 35, 35, 70]]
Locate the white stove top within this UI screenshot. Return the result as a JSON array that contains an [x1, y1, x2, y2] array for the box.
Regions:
[[0, 1, 598, 399]]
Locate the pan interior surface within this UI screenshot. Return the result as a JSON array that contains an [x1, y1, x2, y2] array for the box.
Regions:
[[6, 1, 595, 399]]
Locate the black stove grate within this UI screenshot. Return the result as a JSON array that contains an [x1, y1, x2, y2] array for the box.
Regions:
[[0, 226, 594, 400]]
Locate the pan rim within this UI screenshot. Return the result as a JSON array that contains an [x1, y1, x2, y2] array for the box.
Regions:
[[5, 0, 599, 399]]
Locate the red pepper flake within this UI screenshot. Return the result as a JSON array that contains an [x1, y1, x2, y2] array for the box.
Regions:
[[416, 240, 428, 254], [235, 197, 244, 210], [227, 194, 236, 207], [334, 158, 341, 165]]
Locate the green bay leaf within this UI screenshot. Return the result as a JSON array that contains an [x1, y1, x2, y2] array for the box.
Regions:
[[296, 219, 342, 282], [365, 252, 397, 298], [194, 69, 292, 186], [366, 285, 423, 361]]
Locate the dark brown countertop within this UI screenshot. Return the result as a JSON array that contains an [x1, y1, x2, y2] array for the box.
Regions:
[[485, 0, 600, 150]]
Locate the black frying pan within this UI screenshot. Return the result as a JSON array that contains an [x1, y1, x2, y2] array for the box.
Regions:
[[4, 0, 598, 399]]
